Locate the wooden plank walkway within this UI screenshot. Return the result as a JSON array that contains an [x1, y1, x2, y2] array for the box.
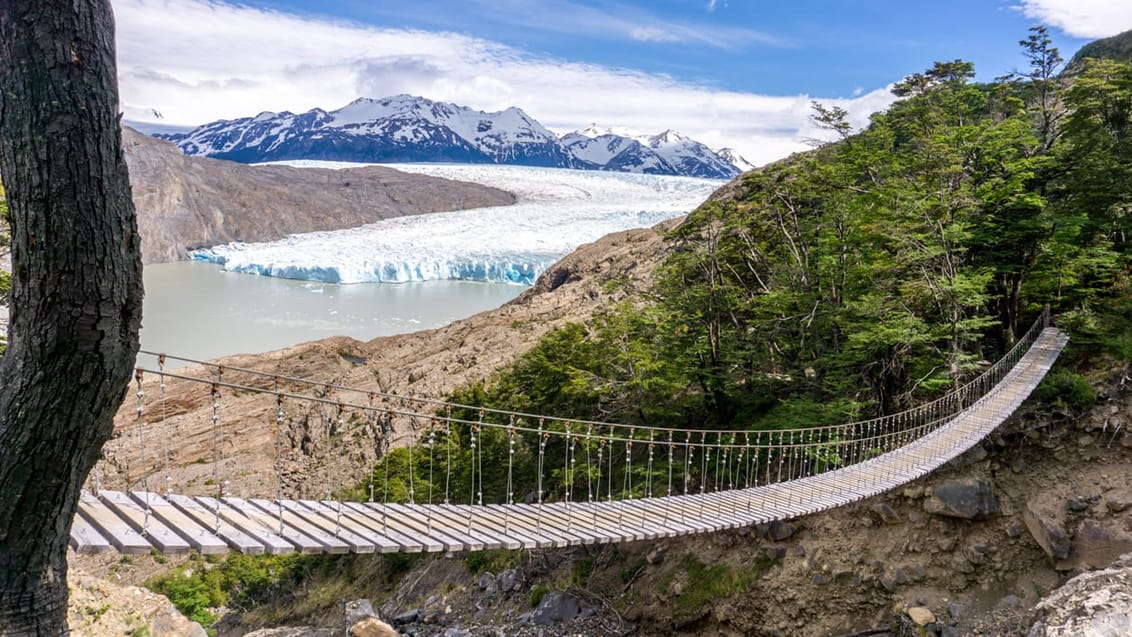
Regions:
[[68, 328, 1067, 556]]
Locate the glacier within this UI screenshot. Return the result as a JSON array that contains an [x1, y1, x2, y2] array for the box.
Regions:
[[192, 163, 721, 286]]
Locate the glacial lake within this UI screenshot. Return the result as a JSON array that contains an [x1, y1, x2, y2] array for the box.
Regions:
[[140, 165, 720, 368], [139, 261, 523, 368]]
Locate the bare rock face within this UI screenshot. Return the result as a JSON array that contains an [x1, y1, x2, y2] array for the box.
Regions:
[[121, 127, 515, 264], [67, 569, 206, 637], [1028, 554, 1132, 637]]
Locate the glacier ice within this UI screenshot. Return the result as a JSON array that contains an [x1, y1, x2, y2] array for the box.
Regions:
[[192, 163, 721, 285]]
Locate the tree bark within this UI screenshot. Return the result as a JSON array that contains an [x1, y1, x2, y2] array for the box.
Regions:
[[0, 0, 143, 633]]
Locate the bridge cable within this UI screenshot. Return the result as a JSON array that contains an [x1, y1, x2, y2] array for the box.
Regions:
[[209, 366, 225, 532], [274, 380, 286, 535], [134, 368, 151, 536], [159, 354, 171, 496]]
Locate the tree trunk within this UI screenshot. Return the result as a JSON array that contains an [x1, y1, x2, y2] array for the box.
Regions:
[[0, 0, 143, 633]]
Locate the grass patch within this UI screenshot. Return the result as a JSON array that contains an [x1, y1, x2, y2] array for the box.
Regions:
[[529, 584, 550, 607], [571, 556, 593, 586], [667, 554, 776, 619]]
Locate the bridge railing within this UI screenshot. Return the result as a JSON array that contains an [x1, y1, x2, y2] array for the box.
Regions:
[[111, 308, 1052, 505]]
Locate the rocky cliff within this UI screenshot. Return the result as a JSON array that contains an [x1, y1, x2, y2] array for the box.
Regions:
[[122, 127, 515, 264]]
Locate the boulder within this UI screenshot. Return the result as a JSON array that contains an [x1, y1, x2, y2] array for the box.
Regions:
[[390, 609, 420, 625], [498, 568, 521, 593], [923, 479, 1000, 520], [345, 599, 378, 626], [152, 611, 208, 637], [907, 606, 936, 626], [350, 617, 400, 637], [768, 520, 798, 541], [1105, 489, 1132, 513], [478, 572, 498, 594], [530, 591, 583, 626], [869, 502, 902, 525], [1024, 496, 1070, 560]]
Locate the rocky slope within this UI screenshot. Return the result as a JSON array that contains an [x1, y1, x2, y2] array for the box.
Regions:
[[122, 127, 515, 263]]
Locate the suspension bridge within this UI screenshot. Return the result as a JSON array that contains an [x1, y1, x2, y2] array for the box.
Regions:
[[70, 310, 1067, 555]]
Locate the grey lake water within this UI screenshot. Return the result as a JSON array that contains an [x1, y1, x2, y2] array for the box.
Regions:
[[140, 261, 523, 368]]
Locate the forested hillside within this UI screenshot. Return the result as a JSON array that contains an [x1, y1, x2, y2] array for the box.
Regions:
[[129, 28, 1132, 636], [382, 27, 1132, 497]]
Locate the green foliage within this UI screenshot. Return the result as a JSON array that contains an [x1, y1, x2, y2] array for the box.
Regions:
[[144, 553, 318, 631], [1070, 29, 1132, 67], [529, 584, 550, 607], [571, 556, 593, 586], [366, 34, 1132, 509], [1037, 369, 1096, 410]]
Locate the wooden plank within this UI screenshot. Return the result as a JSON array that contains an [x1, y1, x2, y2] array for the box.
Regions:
[[435, 504, 550, 550], [378, 503, 482, 552], [539, 502, 624, 544], [342, 503, 445, 553], [546, 501, 656, 542], [180, 495, 293, 555], [243, 498, 356, 554], [294, 500, 404, 553], [399, 503, 511, 551], [472, 504, 572, 549], [70, 512, 113, 555], [165, 493, 264, 554], [487, 504, 600, 546], [479, 504, 579, 547], [129, 492, 228, 555], [98, 491, 191, 555], [77, 492, 153, 555], [646, 495, 731, 533], [220, 497, 330, 554], [590, 500, 690, 539], [617, 499, 698, 536], [566, 501, 654, 541], [306, 501, 426, 553], [261, 500, 376, 554]]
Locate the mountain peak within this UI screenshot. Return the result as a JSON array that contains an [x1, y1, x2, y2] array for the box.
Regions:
[[572, 123, 645, 140], [716, 147, 755, 172], [649, 129, 692, 146]]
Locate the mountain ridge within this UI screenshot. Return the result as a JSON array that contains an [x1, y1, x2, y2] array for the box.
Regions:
[[121, 126, 515, 264], [161, 95, 750, 179]]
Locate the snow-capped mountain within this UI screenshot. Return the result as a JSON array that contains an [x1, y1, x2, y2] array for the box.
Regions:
[[716, 148, 755, 173], [162, 96, 748, 179]]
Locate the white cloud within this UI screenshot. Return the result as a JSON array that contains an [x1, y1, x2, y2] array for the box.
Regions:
[[1016, 0, 1132, 38], [464, 0, 781, 50], [629, 26, 684, 43], [112, 0, 894, 167]]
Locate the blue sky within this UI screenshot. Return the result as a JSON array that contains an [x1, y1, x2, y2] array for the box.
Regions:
[[114, 0, 1132, 165]]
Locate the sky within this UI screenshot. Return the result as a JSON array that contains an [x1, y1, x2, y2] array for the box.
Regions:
[[114, 0, 1132, 167]]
